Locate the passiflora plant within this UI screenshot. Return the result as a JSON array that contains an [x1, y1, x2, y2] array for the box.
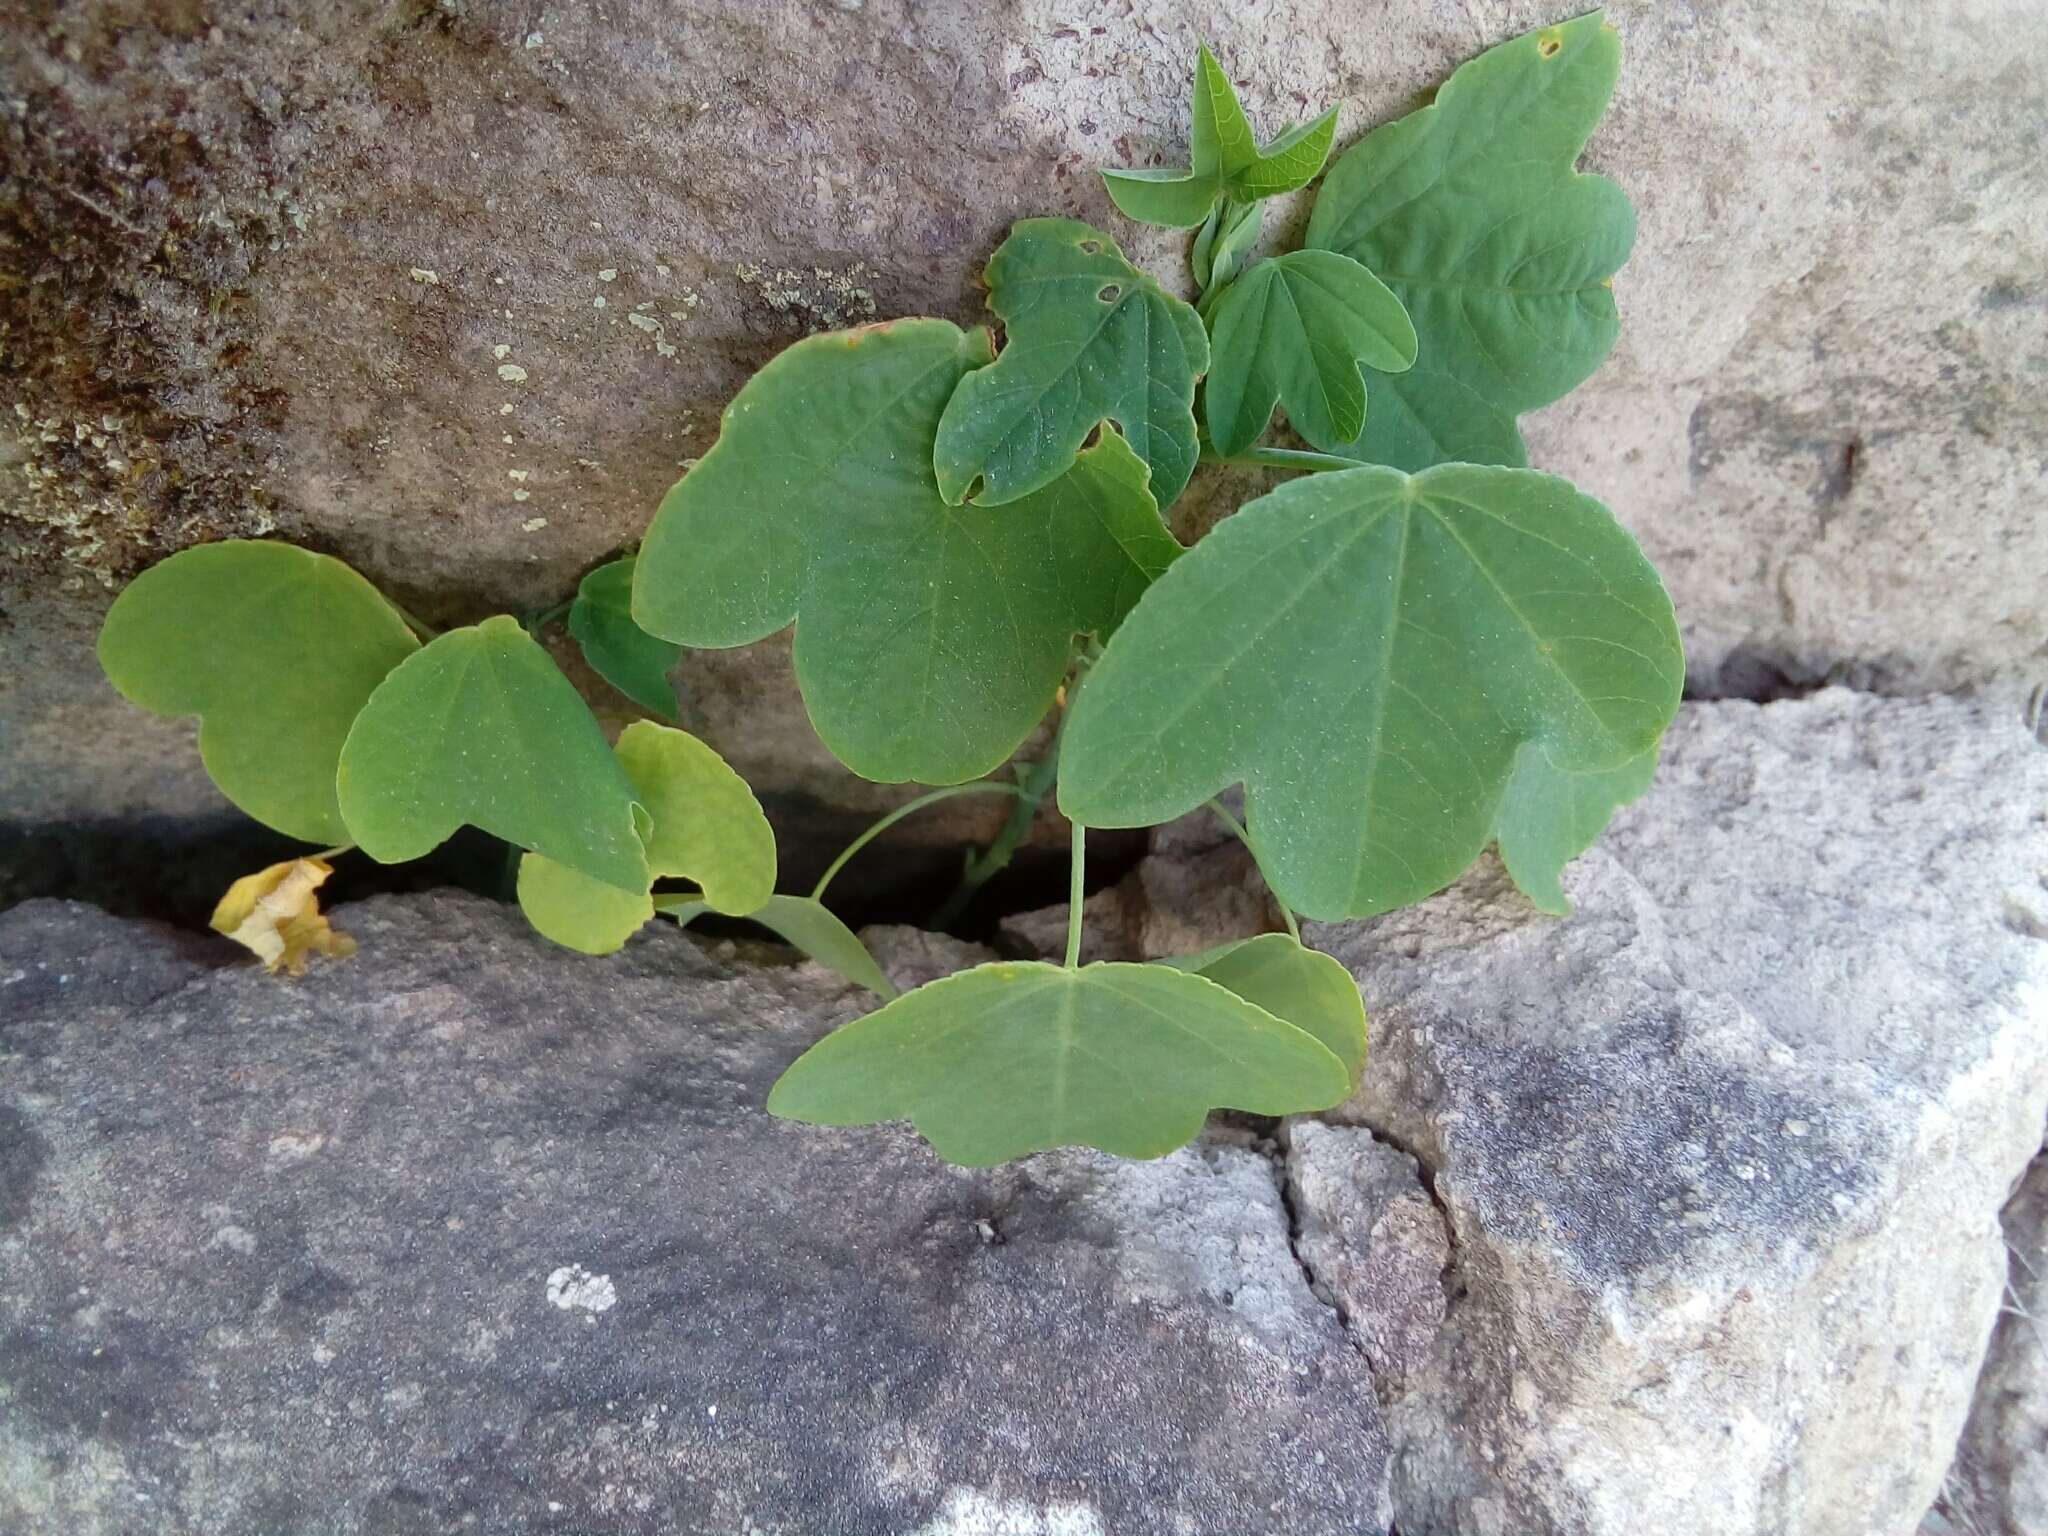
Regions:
[[97, 15, 1679, 1167]]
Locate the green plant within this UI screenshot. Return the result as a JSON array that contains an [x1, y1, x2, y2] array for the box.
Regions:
[[96, 13, 1678, 1168]]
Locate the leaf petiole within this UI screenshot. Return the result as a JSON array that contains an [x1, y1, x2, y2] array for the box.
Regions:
[[522, 599, 573, 638], [1065, 820, 1086, 970], [1198, 443, 1359, 475], [812, 782, 1027, 903]]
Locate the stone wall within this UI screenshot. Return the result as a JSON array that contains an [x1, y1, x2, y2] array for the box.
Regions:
[[5, 1, 2045, 843]]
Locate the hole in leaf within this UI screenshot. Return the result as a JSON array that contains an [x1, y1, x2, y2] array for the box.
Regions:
[[1538, 35, 1562, 58], [1078, 239, 1101, 254], [1097, 283, 1121, 303]]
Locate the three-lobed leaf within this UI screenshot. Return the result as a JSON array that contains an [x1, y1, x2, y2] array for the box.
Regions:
[[1162, 932, 1367, 1086], [633, 318, 1181, 785], [97, 540, 419, 844], [1103, 42, 1338, 230], [569, 556, 681, 719], [1058, 463, 1682, 920], [1203, 250, 1418, 455], [933, 219, 1209, 510], [1306, 12, 1634, 470], [519, 721, 776, 954], [338, 615, 648, 891], [767, 960, 1350, 1165]]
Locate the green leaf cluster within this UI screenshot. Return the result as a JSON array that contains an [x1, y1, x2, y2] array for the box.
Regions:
[[97, 13, 1679, 1175]]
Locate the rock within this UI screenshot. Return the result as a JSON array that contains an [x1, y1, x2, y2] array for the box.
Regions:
[[7, 2, 2045, 835], [1926, 1147, 2048, 1536], [0, 893, 1389, 1535], [1298, 689, 2048, 1536], [1283, 1122, 1450, 1398]]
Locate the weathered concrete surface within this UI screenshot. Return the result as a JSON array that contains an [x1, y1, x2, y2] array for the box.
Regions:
[[0, 894, 1389, 1535], [6, 1, 2045, 841], [1003, 690, 2048, 1536]]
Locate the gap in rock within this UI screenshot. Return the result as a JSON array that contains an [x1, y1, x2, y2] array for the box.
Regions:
[[1684, 648, 1895, 702], [0, 805, 1151, 947]]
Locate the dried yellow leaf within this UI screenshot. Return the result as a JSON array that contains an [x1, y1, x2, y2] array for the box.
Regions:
[[210, 858, 356, 976]]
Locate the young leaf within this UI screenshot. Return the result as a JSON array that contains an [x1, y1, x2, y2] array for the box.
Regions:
[[337, 615, 648, 891], [1192, 197, 1262, 295], [1191, 43, 1337, 200], [1493, 740, 1658, 915], [518, 721, 776, 954], [1100, 167, 1220, 229], [97, 541, 419, 844], [633, 319, 1180, 785], [1203, 250, 1418, 455], [660, 894, 897, 1000], [1161, 933, 1367, 1086], [1057, 463, 1683, 921], [1306, 12, 1634, 470], [766, 960, 1350, 1165], [210, 857, 356, 975], [933, 219, 1209, 509], [569, 556, 681, 719], [1231, 109, 1341, 199]]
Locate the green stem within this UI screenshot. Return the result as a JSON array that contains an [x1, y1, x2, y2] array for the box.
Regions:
[[1205, 798, 1302, 943], [1065, 821, 1086, 970], [1200, 444, 1360, 475], [812, 783, 1025, 903], [307, 843, 355, 863], [523, 599, 573, 638], [389, 601, 439, 643], [929, 740, 1063, 930]]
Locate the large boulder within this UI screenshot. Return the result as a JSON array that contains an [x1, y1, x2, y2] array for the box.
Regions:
[[999, 690, 2048, 1535], [1300, 689, 2048, 1536], [0, 894, 1389, 1535], [6, 1, 2044, 840]]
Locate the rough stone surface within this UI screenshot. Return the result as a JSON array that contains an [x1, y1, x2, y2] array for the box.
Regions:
[[1301, 690, 2048, 1536], [1928, 1148, 2048, 1536], [996, 692, 2048, 1535], [0, 893, 1389, 1535], [6, 1, 2045, 838], [1284, 1122, 1450, 1398]]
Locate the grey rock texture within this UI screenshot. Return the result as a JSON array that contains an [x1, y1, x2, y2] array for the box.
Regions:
[[998, 691, 2048, 1536], [0, 894, 1388, 1536], [1928, 1149, 2048, 1536], [6, 0, 2045, 838], [1303, 690, 2048, 1536]]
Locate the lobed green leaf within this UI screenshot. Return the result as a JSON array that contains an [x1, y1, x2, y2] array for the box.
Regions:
[[633, 318, 1181, 786], [337, 615, 648, 891], [933, 219, 1209, 509], [97, 541, 419, 845], [1306, 11, 1634, 470], [1203, 249, 1418, 455], [767, 960, 1350, 1165], [568, 556, 682, 719], [1058, 463, 1683, 920]]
